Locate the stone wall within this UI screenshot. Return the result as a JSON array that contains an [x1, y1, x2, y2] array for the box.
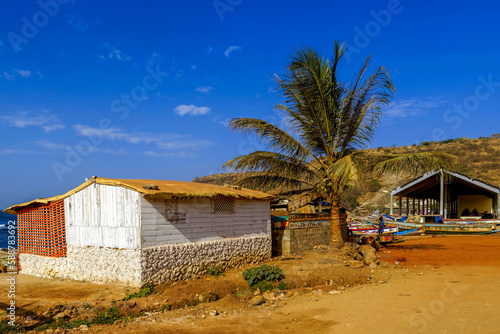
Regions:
[[20, 236, 271, 286], [141, 235, 272, 285], [19, 246, 142, 287], [272, 224, 331, 256]]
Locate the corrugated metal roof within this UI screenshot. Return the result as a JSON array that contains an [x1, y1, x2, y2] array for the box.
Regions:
[[4, 177, 274, 214]]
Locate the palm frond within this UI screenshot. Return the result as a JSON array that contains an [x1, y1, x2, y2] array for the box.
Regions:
[[234, 175, 305, 192], [373, 151, 460, 176], [228, 118, 315, 161], [222, 151, 320, 182]]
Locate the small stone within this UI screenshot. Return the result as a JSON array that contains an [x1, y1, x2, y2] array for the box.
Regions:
[[286, 291, 293, 298], [329, 290, 341, 295], [79, 324, 89, 331], [250, 295, 265, 306], [208, 310, 218, 316]]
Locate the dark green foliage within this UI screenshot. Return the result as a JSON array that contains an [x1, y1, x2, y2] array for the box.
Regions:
[[206, 265, 226, 277], [122, 284, 154, 301], [367, 179, 381, 192], [92, 306, 122, 325], [254, 281, 274, 292], [278, 281, 289, 290], [160, 304, 172, 312], [341, 186, 361, 210], [242, 265, 284, 286], [202, 292, 219, 302]]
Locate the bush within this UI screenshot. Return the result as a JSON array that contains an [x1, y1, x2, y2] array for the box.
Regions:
[[206, 265, 226, 277], [92, 306, 122, 325], [242, 265, 284, 286], [122, 284, 154, 301], [367, 179, 381, 192]]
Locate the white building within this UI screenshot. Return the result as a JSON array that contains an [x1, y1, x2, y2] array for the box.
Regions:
[[5, 177, 273, 286]]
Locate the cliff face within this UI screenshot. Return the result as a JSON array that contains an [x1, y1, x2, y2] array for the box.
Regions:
[[194, 134, 500, 211]]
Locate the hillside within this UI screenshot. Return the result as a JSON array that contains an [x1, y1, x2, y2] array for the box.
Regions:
[[193, 134, 500, 211]]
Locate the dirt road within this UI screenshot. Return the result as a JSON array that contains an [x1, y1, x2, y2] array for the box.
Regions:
[[2, 234, 500, 333]]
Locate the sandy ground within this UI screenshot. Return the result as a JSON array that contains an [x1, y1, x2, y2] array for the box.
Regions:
[[2, 234, 500, 333]]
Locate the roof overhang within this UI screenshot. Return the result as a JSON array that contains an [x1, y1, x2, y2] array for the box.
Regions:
[[391, 170, 500, 198]]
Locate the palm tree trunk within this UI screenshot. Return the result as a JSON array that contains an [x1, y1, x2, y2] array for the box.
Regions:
[[330, 193, 346, 248]]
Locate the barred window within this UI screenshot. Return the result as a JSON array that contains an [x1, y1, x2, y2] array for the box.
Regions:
[[212, 197, 234, 213]]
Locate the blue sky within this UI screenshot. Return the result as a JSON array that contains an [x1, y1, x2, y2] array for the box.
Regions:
[[1, 0, 499, 209]]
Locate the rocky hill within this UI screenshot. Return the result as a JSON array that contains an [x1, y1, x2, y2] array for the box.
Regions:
[[193, 134, 500, 211]]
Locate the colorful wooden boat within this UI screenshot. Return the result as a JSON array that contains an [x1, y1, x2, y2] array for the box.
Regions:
[[423, 223, 497, 234], [349, 225, 398, 235]]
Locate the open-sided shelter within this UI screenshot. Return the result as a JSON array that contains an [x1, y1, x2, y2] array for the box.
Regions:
[[390, 170, 500, 219]]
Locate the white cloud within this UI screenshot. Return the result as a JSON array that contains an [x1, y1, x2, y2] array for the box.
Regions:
[[143, 151, 195, 158], [32, 139, 66, 150], [385, 97, 448, 118], [74, 125, 215, 151], [206, 47, 214, 54], [32, 138, 129, 155], [0, 110, 65, 132], [147, 52, 161, 66], [12, 68, 31, 78], [174, 104, 210, 116], [224, 46, 242, 58], [195, 86, 213, 93], [100, 43, 132, 62], [66, 14, 89, 31], [1, 71, 15, 80]]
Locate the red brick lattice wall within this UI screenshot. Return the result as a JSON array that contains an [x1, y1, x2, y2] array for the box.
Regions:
[[17, 199, 67, 257]]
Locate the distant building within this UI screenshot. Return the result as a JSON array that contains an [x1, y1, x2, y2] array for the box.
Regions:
[[5, 177, 273, 286], [390, 170, 500, 219]]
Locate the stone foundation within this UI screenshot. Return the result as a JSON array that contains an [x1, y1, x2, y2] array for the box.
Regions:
[[19, 236, 271, 286], [272, 224, 331, 256], [19, 246, 142, 287], [141, 235, 271, 285]]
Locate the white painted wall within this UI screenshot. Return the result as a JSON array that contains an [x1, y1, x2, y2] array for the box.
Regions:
[[65, 183, 141, 249], [140, 197, 270, 248]]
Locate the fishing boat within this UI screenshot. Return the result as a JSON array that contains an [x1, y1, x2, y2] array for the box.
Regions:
[[423, 223, 498, 234], [348, 223, 398, 235]]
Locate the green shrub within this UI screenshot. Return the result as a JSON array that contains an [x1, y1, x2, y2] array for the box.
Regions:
[[92, 306, 122, 325], [242, 265, 284, 286], [160, 304, 172, 312], [206, 265, 226, 277], [122, 284, 154, 301], [277, 281, 289, 290]]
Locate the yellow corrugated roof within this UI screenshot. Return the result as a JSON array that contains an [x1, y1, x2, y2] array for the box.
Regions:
[[4, 177, 274, 214]]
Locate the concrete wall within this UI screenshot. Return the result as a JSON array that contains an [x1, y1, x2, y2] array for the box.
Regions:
[[272, 223, 331, 256], [458, 195, 493, 216], [65, 184, 141, 249], [140, 198, 270, 248]]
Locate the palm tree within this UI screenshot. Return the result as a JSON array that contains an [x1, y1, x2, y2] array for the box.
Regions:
[[223, 42, 457, 247]]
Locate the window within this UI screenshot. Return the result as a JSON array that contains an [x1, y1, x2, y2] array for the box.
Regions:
[[212, 197, 234, 213]]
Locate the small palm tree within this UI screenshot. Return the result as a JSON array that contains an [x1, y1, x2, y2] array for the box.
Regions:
[[223, 42, 457, 247]]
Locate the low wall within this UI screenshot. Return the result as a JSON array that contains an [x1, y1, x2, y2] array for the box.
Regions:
[[141, 235, 272, 285], [19, 246, 142, 287], [272, 223, 331, 256], [19, 236, 272, 286]]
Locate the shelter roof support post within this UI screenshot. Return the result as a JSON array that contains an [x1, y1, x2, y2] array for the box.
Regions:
[[439, 174, 444, 216], [399, 196, 402, 215], [406, 197, 410, 216], [496, 194, 500, 219], [390, 193, 394, 215]]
